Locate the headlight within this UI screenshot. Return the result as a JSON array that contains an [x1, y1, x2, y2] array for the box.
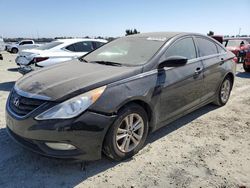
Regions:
[[35, 86, 106, 120]]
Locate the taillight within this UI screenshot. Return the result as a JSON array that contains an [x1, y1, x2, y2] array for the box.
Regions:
[[33, 57, 49, 63], [232, 57, 238, 63]]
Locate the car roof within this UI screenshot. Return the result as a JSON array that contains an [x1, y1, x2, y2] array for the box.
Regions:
[[56, 38, 107, 44], [126, 32, 209, 41]]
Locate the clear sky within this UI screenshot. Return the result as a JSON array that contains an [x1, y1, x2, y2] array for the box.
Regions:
[[0, 0, 249, 38]]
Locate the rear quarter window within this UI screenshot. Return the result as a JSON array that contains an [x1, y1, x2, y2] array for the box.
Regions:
[[66, 41, 94, 52], [65, 44, 76, 52]]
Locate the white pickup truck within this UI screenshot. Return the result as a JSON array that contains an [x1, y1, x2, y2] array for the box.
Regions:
[[0, 36, 5, 51], [0, 37, 4, 60], [5, 40, 40, 54]]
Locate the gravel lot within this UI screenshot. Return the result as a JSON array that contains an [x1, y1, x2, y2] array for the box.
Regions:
[[0, 53, 249, 188]]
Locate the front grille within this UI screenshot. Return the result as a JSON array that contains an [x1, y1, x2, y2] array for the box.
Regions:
[[9, 90, 46, 116]]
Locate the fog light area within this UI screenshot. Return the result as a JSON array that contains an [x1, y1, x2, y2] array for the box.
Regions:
[[45, 142, 76, 150]]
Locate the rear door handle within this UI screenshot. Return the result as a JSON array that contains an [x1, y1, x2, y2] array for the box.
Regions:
[[220, 57, 225, 65], [194, 67, 203, 75]]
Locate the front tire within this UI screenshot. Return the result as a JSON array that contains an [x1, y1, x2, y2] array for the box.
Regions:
[[243, 62, 250, 72], [213, 77, 232, 106], [103, 104, 149, 161]]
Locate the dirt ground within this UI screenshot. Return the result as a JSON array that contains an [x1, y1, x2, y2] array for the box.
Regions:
[[0, 53, 249, 188]]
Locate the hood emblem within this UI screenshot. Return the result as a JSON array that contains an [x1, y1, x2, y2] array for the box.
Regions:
[[13, 97, 20, 107]]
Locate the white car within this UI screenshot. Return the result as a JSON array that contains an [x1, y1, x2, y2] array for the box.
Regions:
[[6, 40, 41, 53], [0, 36, 5, 51], [16, 38, 107, 71], [0, 37, 4, 60]]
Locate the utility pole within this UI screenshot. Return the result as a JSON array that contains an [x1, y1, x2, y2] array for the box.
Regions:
[[238, 28, 241, 36]]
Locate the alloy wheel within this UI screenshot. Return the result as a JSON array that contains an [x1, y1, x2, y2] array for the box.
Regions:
[[220, 79, 231, 103], [115, 113, 144, 153]]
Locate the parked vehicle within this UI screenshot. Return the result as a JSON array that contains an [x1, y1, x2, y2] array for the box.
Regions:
[[16, 38, 107, 74], [6, 32, 236, 161], [211, 35, 223, 44], [0, 36, 5, 51], [0, 36, 4, 60], [223, 38, 250, 72], [6, 40, 41, 54]]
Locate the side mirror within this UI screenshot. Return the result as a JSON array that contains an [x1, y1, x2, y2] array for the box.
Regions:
[[158, 56, 188, 69]]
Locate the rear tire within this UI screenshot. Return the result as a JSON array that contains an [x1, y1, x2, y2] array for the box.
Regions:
[[243, 62, 250, 72], [213, 77, 232, 106], [103, 104, 149, 161], [11, 48, 18, 54]]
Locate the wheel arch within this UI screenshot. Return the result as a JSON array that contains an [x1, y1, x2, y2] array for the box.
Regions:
[[224, 72, 234, 87], [101, 98, 154, 158], [115, 98, 153, 123]]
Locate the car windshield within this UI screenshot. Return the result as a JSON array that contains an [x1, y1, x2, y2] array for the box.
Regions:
[[36, 41, 63, 50], [225, 40, 248, 47], [84, 36, 166, 66]]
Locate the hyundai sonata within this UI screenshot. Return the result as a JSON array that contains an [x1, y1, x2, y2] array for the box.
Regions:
[[6, 32, 236, 161]]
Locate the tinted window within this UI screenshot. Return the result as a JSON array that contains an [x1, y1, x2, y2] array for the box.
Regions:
[[22, 41, 33, 45], [79, 41, 93, 52], [73, 42, 85, 52], [65, 44, 75, 52], [196, 38, 217, 57], [165, 38, 196, 60], [93, 42, 105, 49], [66, 41, 93, 52]]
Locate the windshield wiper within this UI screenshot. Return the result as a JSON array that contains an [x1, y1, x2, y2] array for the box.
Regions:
[[93, 61, 122, 66]]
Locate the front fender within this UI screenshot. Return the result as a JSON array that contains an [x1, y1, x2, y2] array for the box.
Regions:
[[89, 70, 162, 130]]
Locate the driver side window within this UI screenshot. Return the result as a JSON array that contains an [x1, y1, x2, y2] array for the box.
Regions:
[[164, 37, 197, 60]]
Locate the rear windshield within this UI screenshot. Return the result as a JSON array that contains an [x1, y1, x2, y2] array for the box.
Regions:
[[84, 37, 166, 66], [36, 41, 62, 50]]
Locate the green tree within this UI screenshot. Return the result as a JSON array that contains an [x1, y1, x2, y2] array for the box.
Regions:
[[125, 29, 140, 36]]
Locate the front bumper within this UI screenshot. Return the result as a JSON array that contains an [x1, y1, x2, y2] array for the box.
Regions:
[[6, 104, 116, 161]]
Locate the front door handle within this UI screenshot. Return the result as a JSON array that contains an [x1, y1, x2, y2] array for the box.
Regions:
[[194, 67, 203, 75]]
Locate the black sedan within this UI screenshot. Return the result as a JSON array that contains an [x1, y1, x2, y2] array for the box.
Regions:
[[6, 32, 236, 161]]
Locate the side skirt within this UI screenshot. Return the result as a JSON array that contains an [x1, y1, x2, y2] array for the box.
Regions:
[[152, 97, 215, 132]]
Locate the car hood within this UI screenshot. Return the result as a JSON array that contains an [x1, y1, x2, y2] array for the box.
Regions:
[[15, 60, 141, 101]]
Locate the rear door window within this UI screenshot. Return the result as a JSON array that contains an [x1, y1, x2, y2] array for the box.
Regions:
[[80, 41, 94, 52], [164, 37, 197, 60], [66, 41, 94, 52], [196, 38, 218, 57], [21, 41, 33, 45]]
